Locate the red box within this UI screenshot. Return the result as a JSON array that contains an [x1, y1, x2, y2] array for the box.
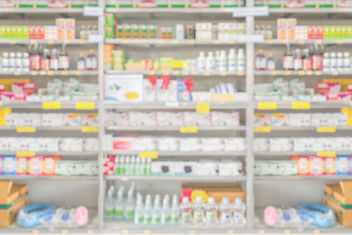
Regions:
[[11, 82, 36, 95]]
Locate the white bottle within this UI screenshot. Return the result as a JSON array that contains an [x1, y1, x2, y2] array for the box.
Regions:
[[215, 50, 221, 71], [161, 195, 171, 224], [15, 52, 22, 71], [267, 52, 275, 71], [233, 198, 246, 227], [147, 158, 152, 175], [337, 52, 344, 72], [8, 52, 15, 72], [344, 52, 350, 71], [135, 157, 141, 176], [237, 48, 245, 73], [2, 52, 8, 71], [114, 187, 125, 219], [193, 196, 205, 226], [323, 52, 330, 71], [125, 156, 130, 175], [293, 49, 303, 71], [170, 194, 180, 225], [141, 158, 146, 175], [330, 52, 337, 71], [180, 197, 192, 226], [219, 50, 227, 72], [134, 194, 144, 225], [219, 197, 232, 226], [152, 194, 162, 225], [205, 197, 218, 226], [22, 52, 30, 72], [197, 51, 206, 73], [125, 189, 136, 219], [228, 49, 237, 72], [144, 195, 153, 224], [206, 51, 215, 72], [105, 185, 115, 218]]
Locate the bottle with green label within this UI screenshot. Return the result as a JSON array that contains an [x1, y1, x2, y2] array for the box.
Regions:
[[152, 194, 162, 225], [114, 187, 125, 219], [134, 193, 144, 225], [124, 189, 136, 219], [144, 195, 153, 224], [170, 194, 180, 225], [105, 185, 115, 218], [193, 196, 205, 226], [161, 195, 171, 224], [180, 197, 192, 226], [205, 197, 218, 226]]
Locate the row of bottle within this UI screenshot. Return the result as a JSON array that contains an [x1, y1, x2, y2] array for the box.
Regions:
[[193, 49, 245, 73], [254, 25, 274, 40], [79, 25, 98, 40], [105, 184, 247, 227], [114, 155, 152, 176]]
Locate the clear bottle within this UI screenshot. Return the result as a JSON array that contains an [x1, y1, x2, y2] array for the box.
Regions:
[[293, 49, 303, 71], [144, 195, 153, 224], [193, 196, 205, 226], [8, 52, 15, 72], [125, 189, 136, 219], [50, 48, 59, 71], [135, 157, 141, 176], [255, 49, 266, 71], [80, 25, 87, 40], [22, 52, 30, 72], [141, 157, 147, 175], [206, 51, 215, 72], [125, 156, 130, 176], [105, 185, 115, 218], [219, 50, 227, 72], [219, 197, 232, 226], [134, 194, 144, 225], [180, 197, 192, 226], [2, 52, 8, 71], [323, 52, 330, 71], [283, 44, 294, 70], [58, 44, 69, 70], [337, 52, 344, 72], [114, 187, 125, 219], [267, 52, 275, 71], [161, 195, 171, 225], [114, 156, 120, 175], [233, 198, 246, 227], [228, 49, 237, 72], [147, 158, 152, 176], [330, 52, 337, 71], [86, 49, 97, 70], [237, 48, 245, 73], [170, 194, 180, 225], [344, 52, 351, 71], [197, 51, 206, 72], [15, 52, 22, 71], [152, 194, 162, 225], [77, 52, 85, 71], [205, 197, 218, 227], [130, 156, 136, 175]]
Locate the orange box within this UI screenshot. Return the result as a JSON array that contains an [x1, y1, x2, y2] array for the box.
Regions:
[[65, 19, 75, 40], [56, 18, 66, 40], [277, 18, 287, 40], [287, 18, 297, 40]]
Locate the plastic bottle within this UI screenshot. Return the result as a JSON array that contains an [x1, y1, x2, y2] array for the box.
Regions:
[[50, 49, 59, 71], [302, 48, 312, 71], [152, 194, 162, 225], [197, 51, 206, 72], [30, 45, 40, 71], [125, 156, 130, 176], [205, 197, 218, 226], [77, 52, 85, 70], [134, 194, 144, 225], [337, 52, 344, 72], [344, 52, 350, 71], [135, 157, 141, 176], [2, 52, 8, 71], [237, 48, 245, 73], [8, 52, 15, 72], [144, 195, 153, 224], [180, 197, 192, 226], [58, 44, 69, 70], [206, 51, 215, 72], [228, 49, 237, 72], [105, 185, 115, 218], [130, 156, 136, 175], [219, 50, 227, 72], [330, 52, 337, 71], [215, 51, 221, 71], [255, 49, 266, 71], [323, 52, 330, 71], [15, 52, 22, 71], [22, 52, 30, 72], [312, 45, 323, 71], [265, 25, 273, 40], [293, 49, 303, 71], [170, 194, 180, 225], [193, 196, 205, 226], [141, 157, 146, 175], [40, 48, 50, 71], [233, 198, 246, 227], [125, 189, 135, 219], [114, 187, 125, 219], [86, 49, 97, 70], [283, 44, 294, 70], [147, 158, 152, 175], [267, 52, 275, 71], [219, 197, 232, 226], [161, 195, 171, 224]]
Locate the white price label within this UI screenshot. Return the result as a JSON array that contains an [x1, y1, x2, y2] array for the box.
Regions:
[[83, 6, 103, 16], [237, 34, 264, 43], [232, 6, 269, 17]]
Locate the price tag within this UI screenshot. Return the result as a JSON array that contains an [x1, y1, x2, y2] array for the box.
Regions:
[[140, 151, 158, 159], [317, 152, 336, 157], [298, 71, 305, 75], [83, 6, 103, 16], [122, 230, 129, 234], [314, 71, 322, 75], [30, 40, 37, 45], [336, 40, 343, 45], [306, 71, 313, 75], [270, 71, 277, 75], [188, 230, 196, 235], [17, 152, 35, 157], [76, 102, 95, 110], [64, 39, 70, 44], [47, 71, 54, 75], [267, 39, 273, 44], [165, 102, 180, 107], [32, 229, 39, 234], [87, 230, 93, 234], [315, 40, 322, 44], [214, 39, 221, 44], [317, 126, 336, 133], [227, 230, 234, 234], [232, 6, 269, 17], [196, 102, 210, 114], [157, 39, 164, 44], [203, 71, 210, 76], [17, 126, 36, 133], [291, 101, 310, 110], [284, 230, 290, 234], [237, 71, 244, 76], [39, 71, 46, 75], [81, 126, 98, 133], [30, 71, 38, 75], [298, 40, 305, 44], [42, 101, 61, 110], [257, 102, 277, 110], [62, 230, 68, 235], [188, 40, 195, 44], [10, 40, 16, 45], [284, 70, 291, 76], [14, 71, 20, 76], [332, 71, 339, 75], [76, 71, 83, 75], [180, 126, 198, 133], [254, 126, 271, 133], [173, 39, 179, 44], [61, 71, 68, 75]]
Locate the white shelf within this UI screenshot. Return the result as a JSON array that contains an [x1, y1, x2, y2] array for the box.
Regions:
[[255, 70, 350, 76], [0, 39, 96, 45], [0, 8, 86, 14], [0, 101, 98, 110], [0, 175, 97, 180], [255, 101, 351, 109], [105, 38, 244, 46], [105, 175, 246, 182], [104, 101, 247, 110], [255, 126, 352, 132], [0, 70, 98, 76], [106, 125, 245, 131], [106, 8, 239, 14], [254, 152, 352, 156], [269, 8, 352, 14], [105, 151, 245, 157], [0, 151, 98, 156], [105, 70, 245, 77], [259, 39, 352, 45], [255, 175, 352, 180]]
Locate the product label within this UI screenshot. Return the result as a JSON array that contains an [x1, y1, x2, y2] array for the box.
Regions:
[[59, 56, 69, 70], [257, 102, 277, 110], [196, 102, 210, 114], [115, 209, 124, 217], [76, 102, 95, 110], [140, 151, 158, 159], [317, 152, 336, 157], [316, 126, 336, 133], [291, 101, 310, 110], [16, 152, 35, 157], [17, 126, 36, 133], [42, 101, 61, 110], [81, 126, 98, 133], [254, 126, 271, 132], [180, 126, 198, 133], [283, 56, 294, 70]]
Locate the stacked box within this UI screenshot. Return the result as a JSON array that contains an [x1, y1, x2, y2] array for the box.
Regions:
[[112, 50, 125, 71]]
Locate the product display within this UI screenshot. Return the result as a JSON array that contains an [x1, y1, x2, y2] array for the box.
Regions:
[[0, 0, 98, 8], [105, 0, 244, 8], [255, 0, 352, 8]]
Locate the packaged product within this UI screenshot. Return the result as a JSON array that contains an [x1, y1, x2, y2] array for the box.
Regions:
[[63, 113, 82, 127], [325, 157, 336, 175], [218, 160, 242, 176], [288, 113, 310, 127], [224, 138, 245, 152], [77, 161, 98, 176], [201, 138, 224, 152], [152, 161, 175, 176], [176, 78, 192, 102], [81, 113, 98, 127], [2, 156, 16, 175], [336, 156, 350, 175], [60, 138, 83, 152], [105, 74, 144, 101], [211, 112, 239, 126], [156, 112, 184, 126], [291, 156, 310, 176], [196, 160, 218, 176], [309, 156, 325, 176], [134, 136, 156, 151], [42, 113, 64, 127], [55, 161, 78, 176], [27, 156, 43, 176], [175, 161, 197, 176], [111, 135, 136, 151], [43, 156, 61, 176], [103, 156, 115, 176], [253, 138, 269, 152], [83, 138, 99, 152], [16, 157, 28, 175], [157, 137, 179, 152], [129, 112, 156, 126], [269, 138, 292, 152], [179, 138, 201, 152], [270, 113, 289, 127], [143, 78, 157, 102], [184, 112, 210, 126]]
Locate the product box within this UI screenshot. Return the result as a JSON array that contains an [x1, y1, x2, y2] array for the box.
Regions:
[[324, 181, 352, 227], [0, 181, 28, 227], [105, 74, 143, 101]]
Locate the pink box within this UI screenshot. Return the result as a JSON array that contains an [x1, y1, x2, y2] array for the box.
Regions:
[[27, 156, 43, 176], [11, 82, 36, 95], [309, 156, 325, 176], [316, 82, 341, 94], [0, 93, 27, 101]]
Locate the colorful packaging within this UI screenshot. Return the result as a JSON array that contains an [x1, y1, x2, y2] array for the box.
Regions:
[[325, 157, 336, 175], [103, 156, 115, 175], [336, 155, 350, 175], [27, 156, 43, 176], [43, 156, 61, 176], [16, 157, 28, 175], [309, 156, 325, 176], [2, 156, 16, 175], [291, 156, 310, 176]]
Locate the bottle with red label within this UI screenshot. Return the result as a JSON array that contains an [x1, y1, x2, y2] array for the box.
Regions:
[[58, 44, 69, 70], [29, 44, 40, 71], [283, 44, 294, 70], [40, 48, 50, 71], [302, 48, 312, 71], [312, 44, 323, 71], [86, 49, 97, 71], [50, 48, 59, 71]]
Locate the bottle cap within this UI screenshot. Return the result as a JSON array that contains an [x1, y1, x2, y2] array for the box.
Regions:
[[222, 197, 230, 205], [195, 196, 202, 202], [235, 197, 242, 204], [208, 197, 215, 203]]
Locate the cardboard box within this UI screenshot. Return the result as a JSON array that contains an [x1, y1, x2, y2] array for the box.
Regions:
[[182, 183, 245, 203], [324, 181, 352, 227], [0, 181, 28, 227]]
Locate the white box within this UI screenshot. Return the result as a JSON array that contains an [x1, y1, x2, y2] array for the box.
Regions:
[[105, 74, 143, 102]]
